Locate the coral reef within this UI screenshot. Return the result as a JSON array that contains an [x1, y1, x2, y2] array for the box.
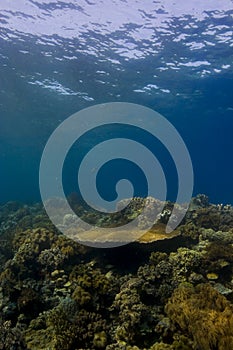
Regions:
[[0, 195, 233, 349]]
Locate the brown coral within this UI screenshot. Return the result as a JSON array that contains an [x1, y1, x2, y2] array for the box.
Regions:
[[165, 283, 233, 350]]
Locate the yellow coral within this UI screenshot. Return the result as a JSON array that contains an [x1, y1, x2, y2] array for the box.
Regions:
[[165, 283, 233, 350]]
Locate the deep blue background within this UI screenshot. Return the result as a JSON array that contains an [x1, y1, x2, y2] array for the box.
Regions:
[[0, 1, 233, 204]]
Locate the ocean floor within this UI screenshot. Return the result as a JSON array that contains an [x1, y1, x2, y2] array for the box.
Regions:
[[0, 194, 233, 349]]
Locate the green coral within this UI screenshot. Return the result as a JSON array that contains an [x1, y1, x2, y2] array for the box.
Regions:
[[110, 276, 159, 347], [150, 335, 192, 350], [24, 302, 108, 350], [200, 241, 233, 280], [150, 342, 173, 349], [149, 252, 168, 266], [93, 330, 108, 348], [168, 248, 202, 285], [72, 285, 92, 306], [69, 263, 118, 309], [24, 307, 77, 350], [0, 318, 24, 349]]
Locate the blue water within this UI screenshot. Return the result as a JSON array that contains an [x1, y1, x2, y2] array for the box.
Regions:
[[0, 0, 233, 205]]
